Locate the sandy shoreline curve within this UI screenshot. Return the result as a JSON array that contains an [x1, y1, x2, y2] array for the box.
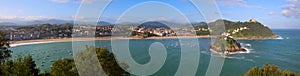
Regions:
[[10, 36, 211, 47], [10, 35, 281, 47]]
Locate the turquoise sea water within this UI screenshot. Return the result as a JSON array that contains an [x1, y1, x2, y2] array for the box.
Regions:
[[10, 29, 300, 76]]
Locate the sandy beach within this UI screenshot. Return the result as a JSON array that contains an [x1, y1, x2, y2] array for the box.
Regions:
[[10, 35, 281, 47], [10, 36, 212, 46]]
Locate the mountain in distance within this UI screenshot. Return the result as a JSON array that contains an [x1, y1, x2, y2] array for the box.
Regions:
[[139, 21, 170, 29], [0, 19, 187, 26], [154, 20, 183, 25], [97, 21, 111, 26], [0, 22, 18, 26], [27, 19, 73, 25], [0, 19, 74, 26], [192, 22, 208, 28], [192, 22, 207, 25], [114, 20, 183, 26]]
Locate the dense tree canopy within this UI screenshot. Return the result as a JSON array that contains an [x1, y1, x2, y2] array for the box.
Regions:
[[75, 46, 129, 76], [51, 58, 78, 76], [1, 54, 39, 76], [194, 19, 275, 37], [245, 64, 300, 76], [0, 31, 11, 65], [0, 31, 12, 75]]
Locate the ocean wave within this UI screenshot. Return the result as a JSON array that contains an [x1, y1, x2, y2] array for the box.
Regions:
[[240, 43, 252, 47], [274, 36, 284, 40], [210, 47, 252, 55], [209, 49, 256, 62], [225, 48, 251, 54]]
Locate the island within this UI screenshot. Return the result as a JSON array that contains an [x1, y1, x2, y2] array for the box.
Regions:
[[210, 36, 248, 54]]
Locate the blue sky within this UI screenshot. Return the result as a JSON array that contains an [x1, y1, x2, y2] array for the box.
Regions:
[[0, 0, 299, 29]]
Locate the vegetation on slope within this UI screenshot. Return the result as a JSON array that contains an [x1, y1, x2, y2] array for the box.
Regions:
[[74, 46, 129, 76], [245, 64, 299, 76], [211, 36, 246, 52], [194, 19, 276, 38]]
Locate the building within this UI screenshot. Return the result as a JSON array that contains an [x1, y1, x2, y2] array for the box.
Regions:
[[249, 18, 258, 23]]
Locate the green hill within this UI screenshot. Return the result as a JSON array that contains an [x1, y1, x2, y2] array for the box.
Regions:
[[195, 19, 277, 38]]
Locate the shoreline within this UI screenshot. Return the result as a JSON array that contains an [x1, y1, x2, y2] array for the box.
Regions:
[[9, 36, 211, 47], [10, 35, 282, 47]]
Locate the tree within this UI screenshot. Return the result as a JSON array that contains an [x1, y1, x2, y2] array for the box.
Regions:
[[95, 47, 129, 76], [131, 31, 138, 36], [75, 46, 129, 76], [51, 58, 78, 76], [245, 67, 262, 76], [0, 31, 11, 65], [0, 31, 12, 75], [23, 54, 40, 76], [245, 64, 300, 76], [1, 54, 40, 76], [1, 60, 14, 75]]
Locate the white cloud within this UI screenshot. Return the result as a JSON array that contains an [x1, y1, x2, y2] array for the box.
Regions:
[[0, 16, 18, 20], [16, 9, 24, 13], [282, 0, 300, 17], [51, 0, 69, 3], [216, 0, 265, 9], [268, 12, 276, 15]]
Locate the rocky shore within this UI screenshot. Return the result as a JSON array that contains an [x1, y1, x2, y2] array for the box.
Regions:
[[210, 36, 248, 54], [234, 35, 282, 40]]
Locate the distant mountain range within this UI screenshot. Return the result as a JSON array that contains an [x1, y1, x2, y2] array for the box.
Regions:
[[0, 22, 17, 26], [97, 21, 111, 25], [139, 21, 170, 28], [29, 19, 74, 25], [0, 19, 191, 26], [0, 19, 117, 26], [0, 19, 74, 26]]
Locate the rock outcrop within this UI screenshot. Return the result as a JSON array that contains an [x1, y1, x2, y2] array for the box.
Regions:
[[210, 36, 247, 54]]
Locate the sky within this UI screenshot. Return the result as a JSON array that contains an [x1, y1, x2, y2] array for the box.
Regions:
[[0, 0, 299, 29]]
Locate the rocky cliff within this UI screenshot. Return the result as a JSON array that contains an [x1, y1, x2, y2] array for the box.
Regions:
[[210, 36, 247, 54]]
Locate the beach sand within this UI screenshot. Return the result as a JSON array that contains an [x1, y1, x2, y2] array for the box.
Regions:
[[10, 36, 212, 45], [10, 35, 281, 47]]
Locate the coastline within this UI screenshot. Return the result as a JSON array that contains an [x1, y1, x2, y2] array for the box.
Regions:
[[9, 36, 211, 47], [10, 35, 281, 47], [234, 35, 283, 40]]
